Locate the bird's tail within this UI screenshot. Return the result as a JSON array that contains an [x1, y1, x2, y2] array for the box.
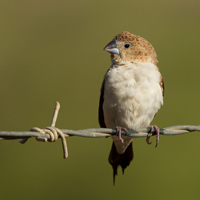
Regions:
[[108, 142, 134, 185]]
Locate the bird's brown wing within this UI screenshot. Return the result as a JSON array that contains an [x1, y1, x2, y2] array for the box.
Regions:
[[98, 78, 106, 128], [159, 75, 164, 97]]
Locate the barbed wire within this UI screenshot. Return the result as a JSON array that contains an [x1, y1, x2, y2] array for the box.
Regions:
[[0, 102, 200, 159]]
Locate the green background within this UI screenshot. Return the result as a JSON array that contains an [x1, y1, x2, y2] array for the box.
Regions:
[[1, 0, 200, 199]]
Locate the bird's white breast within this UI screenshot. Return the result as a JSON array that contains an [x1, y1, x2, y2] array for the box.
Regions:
[[103, 62, 163, 153]]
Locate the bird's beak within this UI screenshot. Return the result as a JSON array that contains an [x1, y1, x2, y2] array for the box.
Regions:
[[103, 40, 120, 55]]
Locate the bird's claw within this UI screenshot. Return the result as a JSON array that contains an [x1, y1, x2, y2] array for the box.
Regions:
[[115, 126, 128, 144], [146, 125, 160, 147], [146, 135, 152, 145]]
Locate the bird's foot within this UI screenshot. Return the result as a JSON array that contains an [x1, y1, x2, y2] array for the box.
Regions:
[[115, 126, 128, 144], [146, 125, 160, 147]]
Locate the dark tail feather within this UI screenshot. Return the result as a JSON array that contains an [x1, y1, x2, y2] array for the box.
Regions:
[[108, 142, 134, 185]]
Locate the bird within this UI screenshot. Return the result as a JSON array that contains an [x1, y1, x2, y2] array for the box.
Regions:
[[98, 31, 164, 184]]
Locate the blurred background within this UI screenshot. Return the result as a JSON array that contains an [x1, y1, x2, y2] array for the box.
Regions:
[[1, 0, 200, 199]]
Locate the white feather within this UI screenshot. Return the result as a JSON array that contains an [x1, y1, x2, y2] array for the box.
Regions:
[[103, 61, 163, 154]]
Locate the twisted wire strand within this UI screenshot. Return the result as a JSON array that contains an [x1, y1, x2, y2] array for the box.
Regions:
[[1, 125, 200, 140]]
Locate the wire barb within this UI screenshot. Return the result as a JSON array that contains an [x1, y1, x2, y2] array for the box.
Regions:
[[51, 101, 60, 127], [19, 101, 68, 159]]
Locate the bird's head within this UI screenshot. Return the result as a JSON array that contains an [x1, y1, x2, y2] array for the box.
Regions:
[[104, 31, 158, 65]]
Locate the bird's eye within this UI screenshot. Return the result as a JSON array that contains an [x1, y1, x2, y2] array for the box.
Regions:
[[124, 42, 131, 49]]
